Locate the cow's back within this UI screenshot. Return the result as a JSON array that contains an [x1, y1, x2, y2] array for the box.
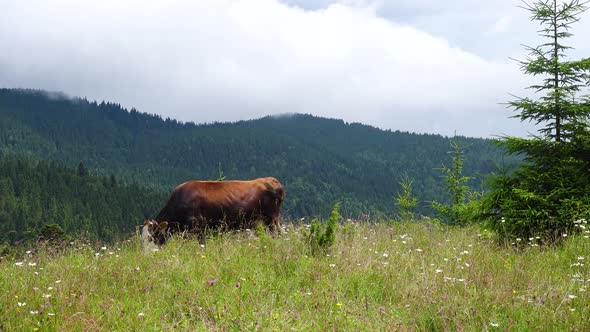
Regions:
[[155, 177, 284, 232]]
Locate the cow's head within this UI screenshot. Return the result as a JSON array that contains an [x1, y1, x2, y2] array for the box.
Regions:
[[141, 220, 169, 248]]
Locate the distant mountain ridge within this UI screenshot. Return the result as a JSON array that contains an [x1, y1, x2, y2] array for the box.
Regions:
[[0, 88, 512, 217]]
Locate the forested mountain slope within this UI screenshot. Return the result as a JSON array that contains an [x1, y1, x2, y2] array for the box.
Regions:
[[0, 88, 513, 217], [0, 157, 166, 243]]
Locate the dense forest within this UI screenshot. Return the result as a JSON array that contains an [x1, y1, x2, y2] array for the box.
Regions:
[[0, 88, 517, 238], [0, 156, 166, 244]]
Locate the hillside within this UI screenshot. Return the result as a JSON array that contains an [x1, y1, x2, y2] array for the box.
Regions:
[[0, 88, 514, 217], [0, 156, 166, 243]]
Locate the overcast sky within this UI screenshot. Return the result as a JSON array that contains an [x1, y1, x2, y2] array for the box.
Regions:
[[1, 0, 590, 137]]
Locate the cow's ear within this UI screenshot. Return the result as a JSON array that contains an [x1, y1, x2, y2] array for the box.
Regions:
[[158, 221, 169, 230]]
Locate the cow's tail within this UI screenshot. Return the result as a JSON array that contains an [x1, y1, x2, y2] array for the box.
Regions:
[[272, 185, 285, 234], [274, 186, 285, 204]]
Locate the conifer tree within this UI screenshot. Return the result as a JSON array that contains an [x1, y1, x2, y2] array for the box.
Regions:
[[508, 0, 590, 143], [395, 175, 418, 221], [485, 0, 590, 244]]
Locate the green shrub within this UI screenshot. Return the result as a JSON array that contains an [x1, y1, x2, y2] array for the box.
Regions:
[[431, 141, 482, 226], [483, 154, 590, 244], [395, 175, 418, 221], [38, 223, 66, 243], [305, 202, 340, 255]]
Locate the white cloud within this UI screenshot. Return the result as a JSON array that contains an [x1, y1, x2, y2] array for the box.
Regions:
[[488, 15, 513, 35], [0, 0, 572, 137]]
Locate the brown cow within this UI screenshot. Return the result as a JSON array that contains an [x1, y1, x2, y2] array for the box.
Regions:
[[142, 177, 284, 246]]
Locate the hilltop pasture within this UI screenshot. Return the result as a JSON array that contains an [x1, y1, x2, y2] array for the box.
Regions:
[[1, 221, 589, 331]]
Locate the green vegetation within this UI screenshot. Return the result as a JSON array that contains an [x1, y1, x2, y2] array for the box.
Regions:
[[0, 156, 165, 244], [0, 88, 514, 220], [483, 0, 590, 244], [305, 202, 340, 256], [395, 175, 418, 222], [432, 141, 481, 226], [2, 222, 589, 331], [1, 1, 590, 330], [214, 162, 226, 181]]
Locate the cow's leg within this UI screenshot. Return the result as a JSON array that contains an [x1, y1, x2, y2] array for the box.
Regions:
[[265, 213, 282, 236]]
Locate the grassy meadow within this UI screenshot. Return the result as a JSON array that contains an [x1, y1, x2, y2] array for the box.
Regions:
[[1, 221, 589, 331]]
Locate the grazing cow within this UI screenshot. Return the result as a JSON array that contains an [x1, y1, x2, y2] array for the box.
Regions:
[[142, 177, 284, 246]]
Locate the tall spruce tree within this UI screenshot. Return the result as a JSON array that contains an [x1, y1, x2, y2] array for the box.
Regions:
[[510, 0, 590, 142], [484, 0, 590, 244]]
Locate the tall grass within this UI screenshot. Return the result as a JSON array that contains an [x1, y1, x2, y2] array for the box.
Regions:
[[1, 221, 589, 331]]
